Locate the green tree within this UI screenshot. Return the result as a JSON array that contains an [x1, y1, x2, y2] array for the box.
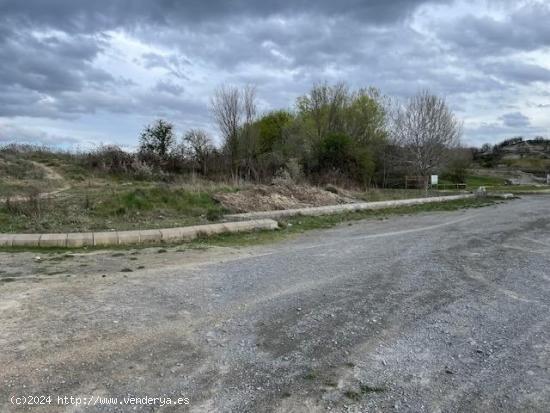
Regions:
[[139, 119, 175, 160], [294, 83, 389, 185], [256, 110, 294, 154]]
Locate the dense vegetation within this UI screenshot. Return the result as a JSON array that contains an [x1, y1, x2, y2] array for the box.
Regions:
[[2, 82, 470, 189], [3, 81, 549, 193]]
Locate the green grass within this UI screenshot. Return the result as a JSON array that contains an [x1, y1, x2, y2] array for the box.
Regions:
[[96, 187, 224, 218], [438, 174, 507, 188], [0, 185, 227, 233], [503, 158, 550, 173], [353, 188, 448, 202], [464, 175, 507, 187]]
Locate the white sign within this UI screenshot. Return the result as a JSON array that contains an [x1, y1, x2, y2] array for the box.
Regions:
[[431, 175, 438, 185]]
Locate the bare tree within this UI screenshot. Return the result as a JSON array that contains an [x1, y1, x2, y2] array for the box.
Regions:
[[242, 84, 257, 126], [240, 85, 260, 180], [183, 129, 213, 175], [210, 84, 258, 177], [296, 82, 348, 141], [210, 85, 241, 173], [393, 91, 462, 177]]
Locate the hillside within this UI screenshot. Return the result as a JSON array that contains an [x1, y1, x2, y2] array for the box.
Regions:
[[477, 138, 550, 178]]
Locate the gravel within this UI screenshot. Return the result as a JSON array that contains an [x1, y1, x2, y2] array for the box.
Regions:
[[1, 195, 549, 412]]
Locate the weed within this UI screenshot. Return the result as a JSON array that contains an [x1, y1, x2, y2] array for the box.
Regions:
[[1, 277, 16, 283], [206, 208, 223, 221], [344, 390, 361, 401], [304, 371, 317, 380], [46, 270, 64, 276], [360, 384, 385, 394]]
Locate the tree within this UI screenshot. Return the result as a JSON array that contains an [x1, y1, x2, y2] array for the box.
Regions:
[[343, 88, 388, 146], [294, 83, 389, 185], [210, 85, 242, 173], [182, 129, 213, 175], [318, 133, 353, 172], [393, 91, 462, 177], [296, 82, 348, 142], [239, 85, 260, 180], [317, 133, 375, 185], [444, 147, 473, 183], [139, 119, 175, 160], [210, 84, 259, 178], [256, 110, 294, 154]]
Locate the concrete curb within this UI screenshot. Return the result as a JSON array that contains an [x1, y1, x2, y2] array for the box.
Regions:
[[225, 194, 477, 221], [0, 219, 279, 248]]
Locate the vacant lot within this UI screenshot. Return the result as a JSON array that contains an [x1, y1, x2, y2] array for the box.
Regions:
[[1, 196, 548, 412], [1, 150, 458, 234]]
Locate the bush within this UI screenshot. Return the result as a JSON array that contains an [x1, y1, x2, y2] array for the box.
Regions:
[[206, 208, 223, 221], [139, 119, 176, 161], [85, 145, 135, 174]]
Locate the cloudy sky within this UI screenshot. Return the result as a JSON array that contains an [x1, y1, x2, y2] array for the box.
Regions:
[[0, 0, 549, 149]]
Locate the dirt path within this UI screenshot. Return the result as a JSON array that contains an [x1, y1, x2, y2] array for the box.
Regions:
[[0, 161, 70, 203], [0, 196, 549, 412]]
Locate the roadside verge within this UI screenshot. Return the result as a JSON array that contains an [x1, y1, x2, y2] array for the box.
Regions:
[[0, 193, 511, 248]]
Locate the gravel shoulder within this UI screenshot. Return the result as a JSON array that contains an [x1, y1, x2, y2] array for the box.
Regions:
[[1, 196, 549, 412]]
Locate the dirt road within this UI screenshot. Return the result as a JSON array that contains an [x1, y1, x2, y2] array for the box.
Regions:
[[1, 196, 549, 412]]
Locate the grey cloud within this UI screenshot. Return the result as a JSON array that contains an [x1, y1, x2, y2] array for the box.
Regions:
[[0, 30, 111, 93], [0, 0, 446, 34], [154, 80, 185, 96], [0, 123, 80, 146], [140, 53, 190, 80], [466, 118, 545, 144], [436, 2, 550, 57], [483, 61, 550, 85], [0, 0, 548, 147], [499, 112, 531, 128]]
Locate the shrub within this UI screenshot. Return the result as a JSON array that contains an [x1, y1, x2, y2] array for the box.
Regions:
[[139, 119, 176, 161], [85, 145, 135, 174]]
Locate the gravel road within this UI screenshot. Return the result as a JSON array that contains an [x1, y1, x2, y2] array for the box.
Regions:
[[1, 196, 549, 412]]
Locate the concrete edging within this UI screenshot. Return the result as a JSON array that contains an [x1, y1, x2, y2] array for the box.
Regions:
[[0, 219, 279, 248], [225, 194, 477, 221]]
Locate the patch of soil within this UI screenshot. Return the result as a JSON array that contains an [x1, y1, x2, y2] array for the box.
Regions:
[[213, 183, 357, 213]]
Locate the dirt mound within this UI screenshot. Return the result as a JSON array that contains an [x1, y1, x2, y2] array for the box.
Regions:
[[213, 183, 356, 213]]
